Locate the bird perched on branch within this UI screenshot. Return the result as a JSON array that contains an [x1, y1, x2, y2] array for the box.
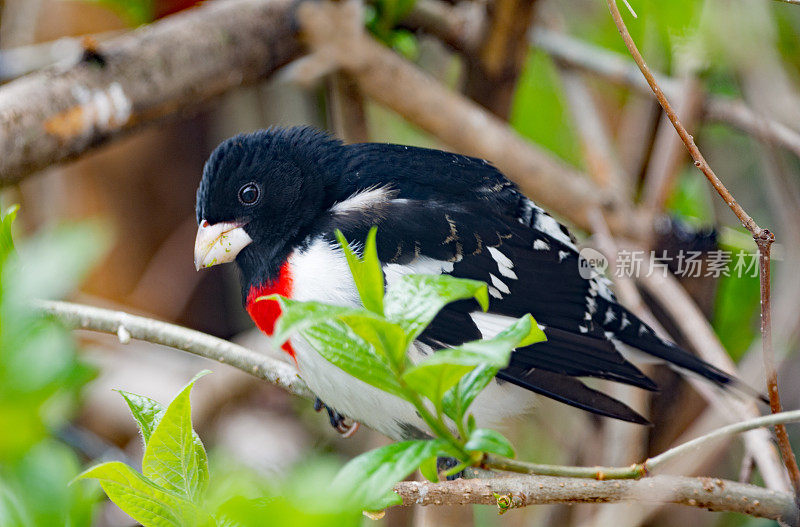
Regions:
[[194, 126, 755, 440]]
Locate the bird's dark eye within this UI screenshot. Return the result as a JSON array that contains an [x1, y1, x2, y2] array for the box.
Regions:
[[238, 183, 259, 205]]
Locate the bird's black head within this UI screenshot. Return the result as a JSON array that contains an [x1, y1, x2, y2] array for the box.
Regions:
[[194, 126, 344, 288]]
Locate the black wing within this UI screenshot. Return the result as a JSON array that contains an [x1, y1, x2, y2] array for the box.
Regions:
[[316, 145, 745, 423]]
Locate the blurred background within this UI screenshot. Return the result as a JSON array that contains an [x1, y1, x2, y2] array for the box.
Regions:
[[0, 0, 799, 525]]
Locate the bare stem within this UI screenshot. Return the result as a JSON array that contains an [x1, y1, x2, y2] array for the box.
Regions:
[[33, 299, 314, 400], [757, 233, 800, 500], [607, 0, 800, 503], [394, 474, 798, 524], [485, 409, 800, 480]]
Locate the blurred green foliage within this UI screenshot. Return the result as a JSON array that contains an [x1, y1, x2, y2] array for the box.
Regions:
[[78, 371, 364, 526], [365, 0, 419, 60], [79, 0, 154, 26], [511, 52, 583, 167], [0, 207, 107, 525]]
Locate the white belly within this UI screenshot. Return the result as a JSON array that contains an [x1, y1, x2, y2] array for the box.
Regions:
[[286, 237, 537, 440]]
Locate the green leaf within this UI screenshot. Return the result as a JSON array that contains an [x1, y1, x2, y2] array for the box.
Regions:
[[0, 204, 19, 262], [76, 462, 203, 526], [269, 297, 366, 347], [442, 365, 496, 423], [117, 390, 166, 445], [418, 456, 439, 483], [464, 429, 515, 458], [442, 315, 545, 422], [404, 315, 543, 409], [446, 314, 545, 367], [270, 297, 407, 397], [384, 274, 489, 342], [141, 372, 210, 502], [335, 227, 384, 314], [332, 440, 447, 510], [337, 314, 408, 369], [301, 322, 405, 398], [402, 361, 475, 409], [7, 221, 110, 302]]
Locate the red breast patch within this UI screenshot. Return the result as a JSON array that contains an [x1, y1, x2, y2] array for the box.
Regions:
[[245, 260, 296, 359]]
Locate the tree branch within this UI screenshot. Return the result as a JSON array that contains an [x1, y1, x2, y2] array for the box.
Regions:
[[463, 0, 539, 118], [0, 0, 301, 186], [530, 27, 800, 160], [33, 299, 314, 400], [606, 0, 800, 502], [394, 475, 798, 524]]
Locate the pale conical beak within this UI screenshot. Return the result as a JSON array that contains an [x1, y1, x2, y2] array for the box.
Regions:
[[194, 219, 252, 271]]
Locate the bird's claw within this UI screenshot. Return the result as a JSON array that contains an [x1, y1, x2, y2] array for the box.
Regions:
[[314, 397, 360, 437]]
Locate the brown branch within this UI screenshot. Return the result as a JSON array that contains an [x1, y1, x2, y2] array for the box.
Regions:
[[531, 28, 800, 160], [0, 0, 301, 186], [34, 299, 314, 400], [399, 0, 484, 54], [606, 0, 800, 503], [757, 234, 800, 496], [394, 475, 798, 524], [297, 0, 640, 237], [463, 0, 539, 118], [327, 73, 370, 144]]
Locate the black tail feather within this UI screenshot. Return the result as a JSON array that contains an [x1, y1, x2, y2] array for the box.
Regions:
[[607, 304, 766, 403], [498, 367, 651, 425]]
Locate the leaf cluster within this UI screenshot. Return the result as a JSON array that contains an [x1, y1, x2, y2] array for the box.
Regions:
[[78, 373, 363, 527], [267, 228, 546, 510]]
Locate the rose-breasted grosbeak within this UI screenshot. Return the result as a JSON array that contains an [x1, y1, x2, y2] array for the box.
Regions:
[[194, 126, 752, 440]]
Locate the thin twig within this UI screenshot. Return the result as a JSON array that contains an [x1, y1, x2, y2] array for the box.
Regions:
[[394, 475, 797, 524], [606, 0, 800, 503], [485, 409, 800, 479], [758, 234, 800, 497], [33, 299, 314, 400], [637, 266, 789, 491]]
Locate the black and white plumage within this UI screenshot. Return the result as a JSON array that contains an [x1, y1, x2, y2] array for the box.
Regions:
[[194, 126, 751, 440]]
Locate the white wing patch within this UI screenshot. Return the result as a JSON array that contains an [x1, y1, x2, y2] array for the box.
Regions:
[[330, 185, 395, 215], [489, 273, 510, 294], [604, 307, 616, 325], [533, 239, 550, 251], [534, 213, 576, 250], [487, 246, 517, 279], [383, 256, 454, 288]]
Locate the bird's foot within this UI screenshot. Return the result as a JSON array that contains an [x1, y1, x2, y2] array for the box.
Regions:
[[437, 456, 465, 481], [314, 397, 360, 437]]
